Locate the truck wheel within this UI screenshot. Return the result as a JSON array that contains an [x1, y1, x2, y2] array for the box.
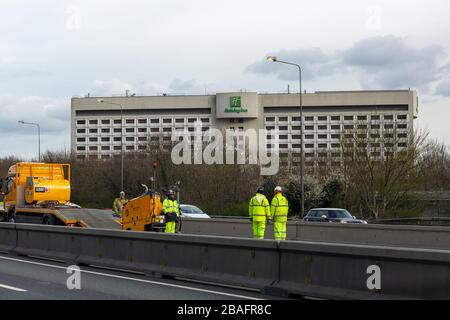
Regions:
[[43, 215, 58, 225], [7, 208, 15, 223]]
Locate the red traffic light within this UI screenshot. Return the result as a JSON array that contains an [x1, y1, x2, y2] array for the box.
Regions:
[[152, 161, 158, 169]]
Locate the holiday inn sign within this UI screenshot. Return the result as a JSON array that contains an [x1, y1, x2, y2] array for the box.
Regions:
[[224, 96, 248, 113]]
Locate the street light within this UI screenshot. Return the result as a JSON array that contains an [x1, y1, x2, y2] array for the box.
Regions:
[[267, 56, 305, 218], [18, 120, 41, 162], [97, 99, 124, 192]]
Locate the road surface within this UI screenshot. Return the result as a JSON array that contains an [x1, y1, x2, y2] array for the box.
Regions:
[[0, 253, 275, 300]]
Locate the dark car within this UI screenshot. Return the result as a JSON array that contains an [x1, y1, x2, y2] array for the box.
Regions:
[[303, 208, 368, 224]]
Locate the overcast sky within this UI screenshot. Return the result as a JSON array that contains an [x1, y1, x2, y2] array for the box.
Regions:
[[1, 0, 449, 158]]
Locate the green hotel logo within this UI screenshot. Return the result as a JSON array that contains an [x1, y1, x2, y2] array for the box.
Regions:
[[225, 96, 248, 113]]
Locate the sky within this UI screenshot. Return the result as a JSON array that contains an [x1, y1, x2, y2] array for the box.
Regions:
[[0, 0, 449, 158]]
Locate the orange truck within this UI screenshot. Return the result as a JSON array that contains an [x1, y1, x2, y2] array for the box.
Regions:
[[0, 162, 167, 232]]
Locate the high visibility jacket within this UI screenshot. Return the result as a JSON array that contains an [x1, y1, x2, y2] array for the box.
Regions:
[[271, 193, 289, 222], [162, 199, 180, 216], [113, 198, 128, 214], [249, 193, 270, 222]]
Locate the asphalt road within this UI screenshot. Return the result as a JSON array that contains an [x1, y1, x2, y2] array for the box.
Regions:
[[0, 253, 274, 300]]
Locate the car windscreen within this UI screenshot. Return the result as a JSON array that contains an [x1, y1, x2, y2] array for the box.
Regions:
[[328, 210, 352, 219], [181, 206, 203, 214]]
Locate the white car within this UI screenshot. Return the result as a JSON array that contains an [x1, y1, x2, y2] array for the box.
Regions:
[[179, 204, 211, 219]]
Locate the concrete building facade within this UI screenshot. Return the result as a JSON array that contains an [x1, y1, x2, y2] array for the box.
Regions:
[[71, 90, 418, 166]]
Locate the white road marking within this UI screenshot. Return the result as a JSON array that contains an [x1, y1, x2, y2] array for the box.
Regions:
[[0, 283, 27, 292], [0, 255, 261, 300]]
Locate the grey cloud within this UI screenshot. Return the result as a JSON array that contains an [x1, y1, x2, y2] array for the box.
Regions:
[[246, 48, 337, 81], [0, 95, 69, 135], [342, 35, 445, 90], [434, 79, 450, 97], [248, 35, 448, 91], [169, 78, 198, 93]]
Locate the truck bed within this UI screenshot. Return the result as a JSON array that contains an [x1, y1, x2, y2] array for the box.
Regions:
[[57, 208, 122, 230]]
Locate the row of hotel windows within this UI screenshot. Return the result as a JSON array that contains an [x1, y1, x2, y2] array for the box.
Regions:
[[267, 132, 408, 140], [77, 131, 408, 144], [76, 118, 211, 126], [266, 142, 408, 149], [265, 114, 408, 122], [77, 136, 177, 143], [265, 123, 408, 131], [76, 126, 211, 135]]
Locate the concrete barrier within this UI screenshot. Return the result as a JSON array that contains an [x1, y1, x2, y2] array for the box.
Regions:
[[11, 224, 280, 290], [275, 241, 450, 299], [182, 218, 450, 250], [0, 223, 16, 253], [3, 223, 450, 299]]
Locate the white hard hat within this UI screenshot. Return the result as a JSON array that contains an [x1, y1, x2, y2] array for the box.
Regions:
[[120, 191, 125, 195], [274, 186, 282, 192]]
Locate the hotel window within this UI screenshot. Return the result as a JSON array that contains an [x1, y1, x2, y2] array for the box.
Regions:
[[278, 117, 288, 122], [344, 116, 353, 121], [101, 128, 110, 133], [101, 146, 110, 151], [163, 119, 172, 124], [126, 137, 134, 142], [138, 137, 147, 142], [101, 137, 110, 142], [77, 129, 86, 134], [89, 120, 98, 125], [384, 115, 394, 120], [77, 137, 86, 142], [126, 119, 134, 124], [357, 115, 367, 121], [151, 119, 160, 124], [305, 126, 314, 131], [114, 128, 121, 133], [265, 117, 275, 122], [371, 115, 380, 120], [114, 119, 121, 124], [89, 146, 98, 151], [77, 146, 86, 151], [150, 128, 159, 133], [138, 128, 147, 133], [318, 116, 327, 121], [126, 128, 135, 133], [77, 120, 86, 125], [305, 116, 314, 121], [318, 125, 327, 130], [101, 120, 110, 125], [113, 137, 121, 142], [175, 119, 185, 124], [331, 116, 340, 121], [318, 134, 327, 139], [138, 119, 147, 124], [397, 115, 407, 120], [89, 129, 98, 134]]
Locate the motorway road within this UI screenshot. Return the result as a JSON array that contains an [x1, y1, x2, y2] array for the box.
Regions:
[[0, 253, 276, 300]]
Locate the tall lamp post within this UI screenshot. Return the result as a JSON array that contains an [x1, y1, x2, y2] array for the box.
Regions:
[[97, 99, 124, 192], [266, 56, 305, 218], [18, 120, 41, 162]]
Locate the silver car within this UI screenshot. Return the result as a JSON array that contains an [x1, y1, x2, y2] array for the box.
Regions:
[[179, 204, 211, 219], [303, 208, 368, 224]]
